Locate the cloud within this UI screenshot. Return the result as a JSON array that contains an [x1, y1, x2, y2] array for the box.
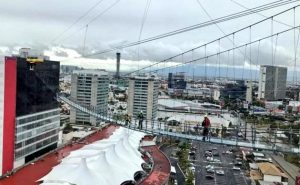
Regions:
[[0, 0, 298, 79], [44, 46, 180, 72]]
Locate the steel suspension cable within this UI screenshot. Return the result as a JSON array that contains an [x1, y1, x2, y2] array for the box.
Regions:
[[150, 26, 300, 73], [86, 0, 300, 58], [122, 4, 300, 76]]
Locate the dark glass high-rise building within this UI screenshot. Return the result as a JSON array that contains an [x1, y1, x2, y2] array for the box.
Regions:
[[13, 50, 60, 168], [168, 72, 187, 89], [0, 49, 60, 175], [16, 57, 60, 116]]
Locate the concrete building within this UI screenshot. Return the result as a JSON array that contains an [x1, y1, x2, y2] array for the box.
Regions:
[[213, 89, 220, 101], [246, 80, 253, 103], [70, 70, 109, 125], [258, 65, 287, 100], [127, 74, 159, 120], [168, 72, 186, 89], [0, 49, 60, 175], [220, 80, 246, 101], [255, 163, 288, 185]]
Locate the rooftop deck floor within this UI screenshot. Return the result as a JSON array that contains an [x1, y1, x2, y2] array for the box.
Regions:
[[0, 125, 118, 185]]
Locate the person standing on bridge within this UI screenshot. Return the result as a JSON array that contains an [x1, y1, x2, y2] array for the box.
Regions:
[[202, 114, 211, 141], [138, 111, 144, 129], [125, 114, 131, 127]]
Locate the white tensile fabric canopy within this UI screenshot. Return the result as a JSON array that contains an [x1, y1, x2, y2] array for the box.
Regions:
[[39, 127, 146, 185]]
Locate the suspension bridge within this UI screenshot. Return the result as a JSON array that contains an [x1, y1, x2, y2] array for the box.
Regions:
[[58, 94, 300, 154]]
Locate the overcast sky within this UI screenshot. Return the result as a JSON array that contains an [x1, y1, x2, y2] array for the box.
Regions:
[[0, 0, 299, 78]]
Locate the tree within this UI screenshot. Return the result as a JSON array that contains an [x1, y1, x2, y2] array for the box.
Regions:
[[287, 106, 293, 114], [252, 100, 265, 107], [177, 141, 191, 173], [278, 105, 285, 110], [221, 126, 227, 137], [185, 170, 194, 185], [293, 135, 299, 146], [63, 123, 73, 134], [118, 105, 124, 110], [216, 128, 220, 136]]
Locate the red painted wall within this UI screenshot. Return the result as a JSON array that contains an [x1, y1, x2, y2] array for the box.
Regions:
[[296, 176, 300, 185], [2, 57, 16, 174]]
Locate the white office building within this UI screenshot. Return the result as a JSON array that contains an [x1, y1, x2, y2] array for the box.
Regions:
[[70, 70, 109, 125], [127, 74, 159, 121], [258, 65, 287, 101], [246, 80, 253, 103]]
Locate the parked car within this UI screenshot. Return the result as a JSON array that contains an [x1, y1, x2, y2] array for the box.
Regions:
[[189, 151, 196, 156], [213, 151, 219, 156], [174, 180, 178, 185], [189, 166, 195, 173], [235, 157, 242, 161], [206, 168, 214, 174], [222, 150, 232, 155], [205, 175, 214, 179], [205, 153, 212, 157], [216, 170, 225, 175], [206, 157, 213, 161], [190, 146, 197, 151], [235, 161, 243, 166], [205, 165, 214, 169], [232, 166, 241, 171], [213, 158, 221, 162]]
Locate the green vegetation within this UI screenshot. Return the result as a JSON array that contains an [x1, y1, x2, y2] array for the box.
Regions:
[[176, 142, 191, 174], [63, 123, 73, 134], [216, 128, 220, 136], [285, 153, 300, 168], [221, 126, 227, 137], [252, 100, 265, 107], [185, 170, 194, 185], [112, 114, 124, 121]]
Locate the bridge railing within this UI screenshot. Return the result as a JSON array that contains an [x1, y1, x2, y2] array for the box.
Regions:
[[58, 95, 300, 154]]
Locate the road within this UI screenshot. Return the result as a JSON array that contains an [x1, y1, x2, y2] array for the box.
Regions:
[[160, 144, 185, 185], [192, 141, 251, 185], [271, 155, 299, 185], [161, 141, 252, 185]]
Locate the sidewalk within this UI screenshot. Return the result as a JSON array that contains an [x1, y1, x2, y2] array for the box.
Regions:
[[271, 155, 299, 185], [139, 145, 171, 185]]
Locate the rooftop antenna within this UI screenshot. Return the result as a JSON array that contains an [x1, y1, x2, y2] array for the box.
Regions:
[[116, 52, 121, 79]]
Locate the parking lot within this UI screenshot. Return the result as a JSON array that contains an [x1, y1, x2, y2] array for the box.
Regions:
[[191, 141, 251, 185]]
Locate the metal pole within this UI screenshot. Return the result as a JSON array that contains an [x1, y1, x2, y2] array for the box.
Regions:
[[298, 122, 300, 153], [236, 113, 241, 147], [254, 122, 257, 145], [244, 121, 247, 141], [251, 125, 254, 146], [152, 119, 154, 133], [221, 125, 223, 144], [274, 128, 277, 152]]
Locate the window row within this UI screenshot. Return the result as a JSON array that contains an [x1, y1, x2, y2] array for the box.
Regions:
[[15, 135, 58, 159], [17, 110, 59, 125], [16, 121, 59, 142], [15, 129, 59, 149], [16, 116, 60, 133]]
